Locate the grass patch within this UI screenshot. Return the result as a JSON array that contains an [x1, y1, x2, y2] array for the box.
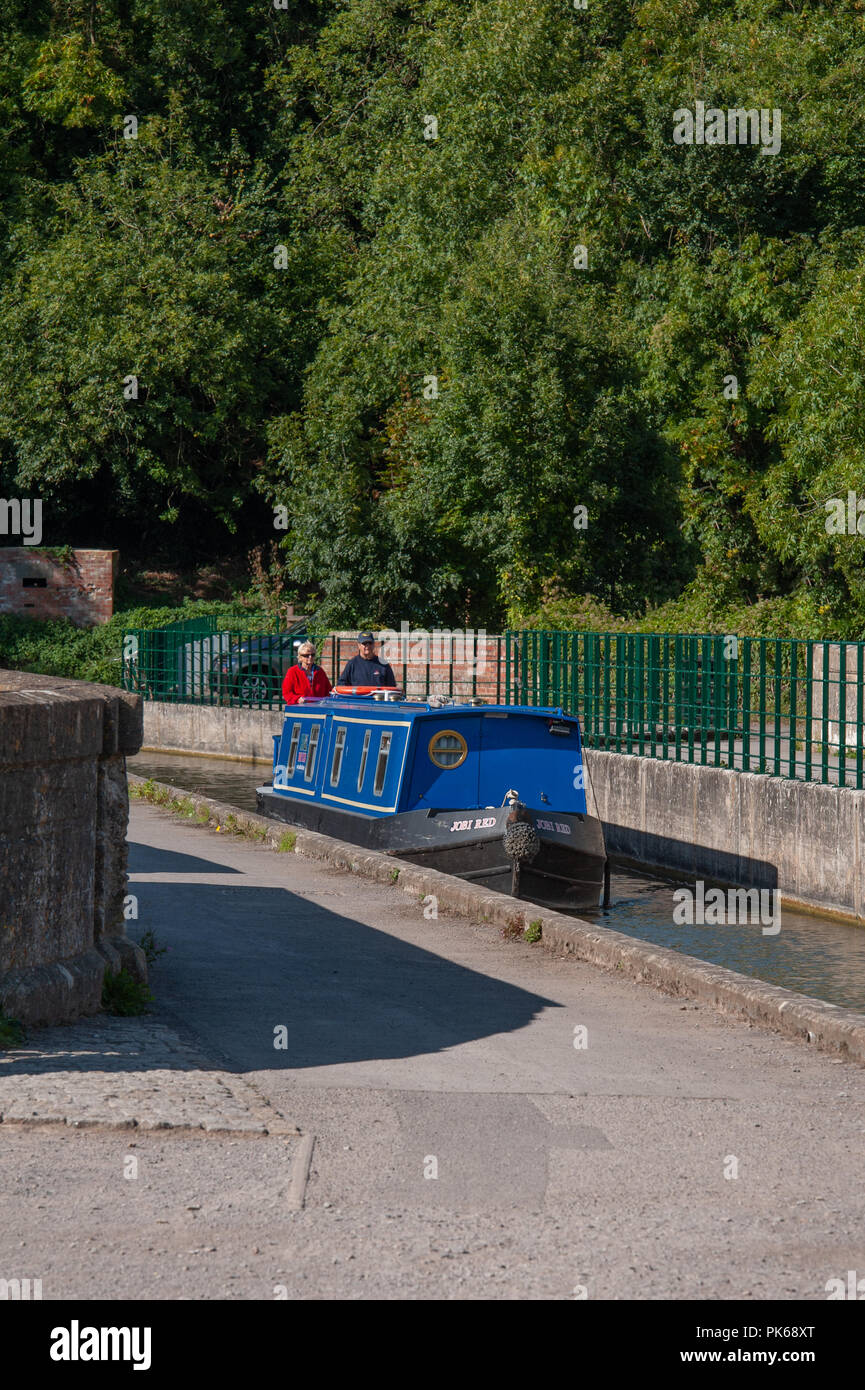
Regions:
[[133, 776, 284, 846], [389, 867, 400, 883], [102, 968, 154, 1016], [0, 1013, 25, 1049], [524, 919, 543, 944], [277, 831, 296, 853]]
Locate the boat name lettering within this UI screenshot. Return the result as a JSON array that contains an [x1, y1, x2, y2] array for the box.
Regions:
[[449, 816, 497, 832], [536, 819, 572, 834]]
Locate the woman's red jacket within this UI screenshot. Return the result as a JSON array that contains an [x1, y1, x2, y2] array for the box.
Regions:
[[281, 664, 332, 705]]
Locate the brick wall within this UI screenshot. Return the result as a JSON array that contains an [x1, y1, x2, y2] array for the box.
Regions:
[[0, 549, 117, 626], [319, 631, 512, 703]]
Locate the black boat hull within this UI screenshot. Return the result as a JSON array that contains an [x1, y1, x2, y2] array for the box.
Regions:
[[256, 787, 605, 913]]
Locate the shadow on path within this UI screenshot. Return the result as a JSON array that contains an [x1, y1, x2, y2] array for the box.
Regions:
[[7, 845, 557, 1078], [127, 842, 243, 877], [138, 875, 557, 1072]]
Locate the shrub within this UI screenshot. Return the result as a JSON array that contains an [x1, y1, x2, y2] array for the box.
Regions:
[[0, 1014, 25, 1049], [102, 968, 154, 1016]]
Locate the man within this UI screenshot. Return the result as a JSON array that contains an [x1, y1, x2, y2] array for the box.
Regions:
[[338, 632, 396, 688], [282, 641, 332, 705]]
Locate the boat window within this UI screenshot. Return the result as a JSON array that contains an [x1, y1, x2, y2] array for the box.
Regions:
[[286, 722, 301, 776], [304, 724, 321, 783], [428, 729, 468, 769], [330, 726, 347, 787], [357, 729, 371, 792], [373, 731, 392, 796]]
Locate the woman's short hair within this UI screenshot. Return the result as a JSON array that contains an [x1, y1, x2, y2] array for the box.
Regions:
[[297, 642, 316, 656]]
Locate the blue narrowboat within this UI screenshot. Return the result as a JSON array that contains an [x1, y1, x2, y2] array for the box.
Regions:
[[256, 691, 608, 912]]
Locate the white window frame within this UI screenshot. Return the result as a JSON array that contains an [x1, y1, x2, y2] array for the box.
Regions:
[[330, 726, 347, 787], [304, 724, 321, 783], [357, 729, 371, 792], [373, 731, 392, 797], [286, 722, 301, 776]]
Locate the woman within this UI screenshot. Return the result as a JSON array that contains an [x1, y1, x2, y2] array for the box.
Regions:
[[281, 642, 332, 705]]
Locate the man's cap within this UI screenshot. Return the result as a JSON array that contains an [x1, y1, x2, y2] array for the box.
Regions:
[[357, 632, 375, 643]]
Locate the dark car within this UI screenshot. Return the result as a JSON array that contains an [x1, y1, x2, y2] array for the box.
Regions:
[[210, 625, 309, 706]]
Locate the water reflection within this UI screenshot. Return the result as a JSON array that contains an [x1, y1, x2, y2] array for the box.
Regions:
[[585, 870, 865, 1012], [128, 751, 264, 812], [128, 752, 865, 1012]]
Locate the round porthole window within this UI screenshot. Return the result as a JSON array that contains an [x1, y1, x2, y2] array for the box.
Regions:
[[428, 729, 468, 769]]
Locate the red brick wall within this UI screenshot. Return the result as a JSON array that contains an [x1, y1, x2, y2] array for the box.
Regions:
[[319, 631, 512, 703], [0, 549, 117, 626]]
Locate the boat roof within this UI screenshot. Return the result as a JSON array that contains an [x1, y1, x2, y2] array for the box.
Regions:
[[285, 696, 576, 721]]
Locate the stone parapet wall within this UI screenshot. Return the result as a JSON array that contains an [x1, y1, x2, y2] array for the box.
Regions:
[[0, 670, 145, 1024], [584, 749, 865, 922]]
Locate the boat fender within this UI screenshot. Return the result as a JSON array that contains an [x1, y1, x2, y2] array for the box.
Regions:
[[503, 800, 540, 864]]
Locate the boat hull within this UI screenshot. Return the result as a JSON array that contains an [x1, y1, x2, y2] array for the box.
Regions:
[[256, 787, 605, 913]]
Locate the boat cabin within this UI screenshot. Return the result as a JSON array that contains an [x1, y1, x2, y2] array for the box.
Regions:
[[270, 696, 588, 817]]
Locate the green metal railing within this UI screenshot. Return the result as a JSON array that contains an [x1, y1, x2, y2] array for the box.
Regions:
[[120, 624, 865, 786], [504, 631, 865, 788], [119, 627, 503, 708], [121, 621, 309, 707]]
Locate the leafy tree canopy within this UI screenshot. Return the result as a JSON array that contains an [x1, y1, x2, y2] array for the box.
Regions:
[[1, 0, 864, 631]]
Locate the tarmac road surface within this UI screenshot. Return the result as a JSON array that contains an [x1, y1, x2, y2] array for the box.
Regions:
[[1, 799, 864, 1301]]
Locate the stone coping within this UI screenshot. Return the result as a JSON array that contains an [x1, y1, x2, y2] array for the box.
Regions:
[[0, 668, 142, 759]]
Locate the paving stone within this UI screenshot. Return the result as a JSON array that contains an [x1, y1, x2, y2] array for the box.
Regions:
[[0, 1014, 293, 1134]]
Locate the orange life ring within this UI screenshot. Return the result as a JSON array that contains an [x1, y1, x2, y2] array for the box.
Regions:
[[333, 685, 404, 697]]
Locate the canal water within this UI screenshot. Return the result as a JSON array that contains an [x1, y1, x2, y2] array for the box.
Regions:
[[128, 751, 865, 1013]]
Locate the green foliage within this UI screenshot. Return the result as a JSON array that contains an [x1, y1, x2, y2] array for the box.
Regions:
[[0, 598, 268, 686], [0, 1012, 25, 1049], [256, 0, 865, 631], [1, 1, 864, 630], [138, 928, 168, 966], [22, 31, 127, 128], [517, 583, 839, 641], [102, 967, 154, 1016], [524, 919, 542, 944], [277, 831, 297, 853]]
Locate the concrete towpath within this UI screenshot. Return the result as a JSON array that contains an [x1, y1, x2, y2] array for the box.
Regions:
[[2, 798, 865, 1301]]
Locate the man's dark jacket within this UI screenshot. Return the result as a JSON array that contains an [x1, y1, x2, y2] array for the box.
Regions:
[[337, 654, 397, 686]]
